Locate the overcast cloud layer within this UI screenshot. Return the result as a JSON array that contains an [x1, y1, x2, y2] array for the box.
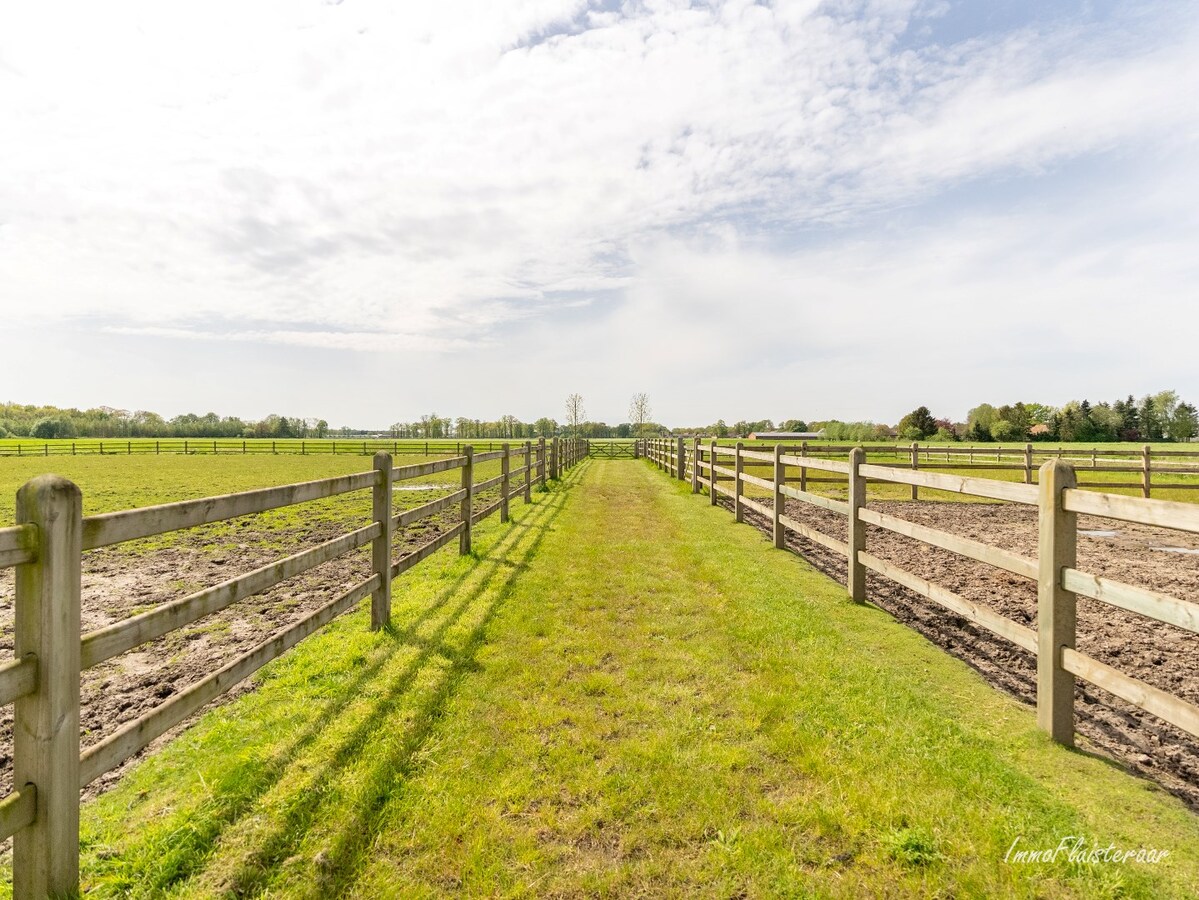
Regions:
[[2, 0, 1196, 426]]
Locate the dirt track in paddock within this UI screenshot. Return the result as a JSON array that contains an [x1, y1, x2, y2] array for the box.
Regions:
[[0, 489, 501, 800], [719, 494, 1199, 810]]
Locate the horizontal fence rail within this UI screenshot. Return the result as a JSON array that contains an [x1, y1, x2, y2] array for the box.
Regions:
[[0, 438, 586, 897], [641, 436, 1199, 769]]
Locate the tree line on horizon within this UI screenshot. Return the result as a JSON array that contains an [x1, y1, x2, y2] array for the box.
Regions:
[[3, 390, 1194, 443]]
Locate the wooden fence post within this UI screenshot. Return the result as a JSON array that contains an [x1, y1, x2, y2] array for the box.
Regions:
[[633, 439, 640, 460], [799, 441, 808, 493], [501, 443, 511, 523], [1143, 444, 1152, 498], [910, 442, 919, 500], [461, 446, 474, 554], [524, 441, 533, 502], [537, 438, 546, 485], [1024, 443, 1033, 484], [675, 437, 684, 481], [709, 439, 718, 505], [14, 475, 83, 897], [734, 441, 744, 522], [1037, 459, 1077, 746], [371, 452, 394, 630], [847, 447, 866, 603], [692, 438, 701, 493], [772, 445, 784, 549]]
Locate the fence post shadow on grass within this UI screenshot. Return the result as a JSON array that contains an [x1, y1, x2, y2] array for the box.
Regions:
[[79, 466, 582, 894], [217, 470, 576, 896]]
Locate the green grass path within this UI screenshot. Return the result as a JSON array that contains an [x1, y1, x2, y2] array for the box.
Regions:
[[19, 460, 1199, 897]]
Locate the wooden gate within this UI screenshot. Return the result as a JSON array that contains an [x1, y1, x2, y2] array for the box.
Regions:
[[588, 440, 637, 459]]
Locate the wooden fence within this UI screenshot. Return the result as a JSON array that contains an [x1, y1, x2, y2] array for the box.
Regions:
[[0, 438, 585, 897], [0, 438, 552, 458], [642, 438, 1199, 751], [682, 440, 1199, 498]]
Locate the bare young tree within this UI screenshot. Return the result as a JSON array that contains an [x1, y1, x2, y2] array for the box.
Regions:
[[565, 393, 585, 435], [629, 392, 652, 435]]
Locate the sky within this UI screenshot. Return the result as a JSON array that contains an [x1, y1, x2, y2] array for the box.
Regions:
[[2, 0, 1197, 428]]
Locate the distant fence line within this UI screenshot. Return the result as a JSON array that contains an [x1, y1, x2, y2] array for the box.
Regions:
[[0, 438, 587, 897], [642, 437, 1199, 761], [0, 438, 555, 458]]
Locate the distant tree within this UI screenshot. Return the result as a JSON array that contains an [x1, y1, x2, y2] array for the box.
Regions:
[[780, 419, 808, 432], [316, 419, 329, 438], [966, 404, 998, 441], [31, 417, 75, 439], [897, 406, 938, 441], [1171, 402, 1198, 442], [615, 422, 632, 438], [565, 393, 585, 435], [533, 417, 557, 437], [1139, 395, 1163, 442], [628, 393, 652, 436]]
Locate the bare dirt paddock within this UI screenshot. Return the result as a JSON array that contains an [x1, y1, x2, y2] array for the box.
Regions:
[[723, 494, 1199, 810], [0, 494, 483, 800]]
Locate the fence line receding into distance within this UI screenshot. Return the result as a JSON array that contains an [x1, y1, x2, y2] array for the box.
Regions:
[[643, 437, 1199, 752], [0, 438, 587, 898]]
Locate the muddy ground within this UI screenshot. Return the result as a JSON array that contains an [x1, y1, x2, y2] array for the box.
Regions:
[[721, 493, 1199, 809], [0, 486, 503, 799]]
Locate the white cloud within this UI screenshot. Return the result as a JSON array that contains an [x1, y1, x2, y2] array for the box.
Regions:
[[1, 0, 1196, 422]]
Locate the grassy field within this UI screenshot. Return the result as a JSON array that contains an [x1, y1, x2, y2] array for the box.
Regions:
[[5, 459, 1196, 896]]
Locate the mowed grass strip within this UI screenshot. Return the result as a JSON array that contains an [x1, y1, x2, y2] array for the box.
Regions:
[[6, 460, 1198, 897]]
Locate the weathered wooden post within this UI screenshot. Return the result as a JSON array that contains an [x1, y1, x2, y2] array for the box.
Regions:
[[692, 438, 701, 493], [14, 475, 83, 896], [1037, 459, 1077, 746], [772, 445, 785, 549], [461, 446, 474, 554], [734, 441, 745, 522], [910, 441, 920, 500], [799, 441, 808, 493], [633, 439, 640, 460], [847, 447, 866, 603], [1143, 445, 1152, 498], [371, 452, 394, 630], [537, 438, 546, 485], [500, 442, 511, 524], [549, 438, 558, 480], [675, 437, 685, 481], [709, 439, 718, 505], [1024, 443, 1033, 485], [524, 441, 533, 503]]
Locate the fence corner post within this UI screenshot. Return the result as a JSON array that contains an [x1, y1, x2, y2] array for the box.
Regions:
[[501, 442, 511, 524], [709, 439, 718, 505], [1024, 443, 1033, 484], [772, 445, 784, 549], [848, 447, 866, 603], [371, 452, 394, 629], [14, 475, 83, 897], [1143, 444, 1152, 498], [734, 441, 744, 522], [461, 445, 474, 554], [1037, 458, 1077, 746]]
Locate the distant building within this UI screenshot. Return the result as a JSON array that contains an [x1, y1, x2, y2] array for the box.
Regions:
[[746, 430, 826, 441], [1030, 423, 1051, 437]]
